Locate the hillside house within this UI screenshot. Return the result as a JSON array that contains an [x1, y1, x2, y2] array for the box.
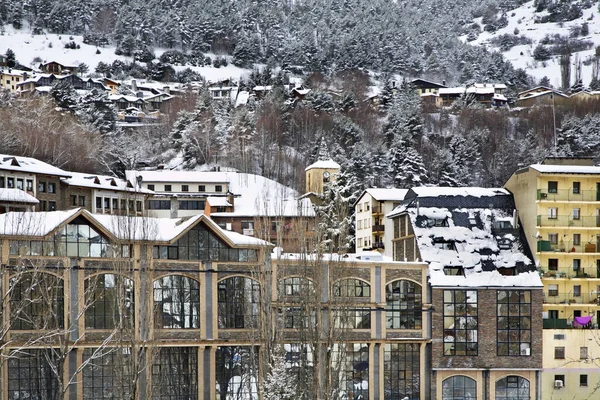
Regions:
[[17, 74, 108, 95], [439, 83, 507, 107], [411, 78, 447, 95], [515, 86, 569, 107], [0, 68, 28, 93], [39, 61, 79, 75]]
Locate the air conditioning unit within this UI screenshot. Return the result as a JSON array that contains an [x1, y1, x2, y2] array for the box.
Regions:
[[554, 380, 564, 389], [520, 348, 531, 356]]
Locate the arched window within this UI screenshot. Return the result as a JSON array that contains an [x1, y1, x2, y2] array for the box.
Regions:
[[10, 273, 64, 330], [495, 376, 529, 400], [442, 375, 477, 400], [154, 275, 200, 329], [85, 274, 134, 329], [279, 277, 314, 297], [218, 277, 260, 329], [333, 278, 371, 298], [386, 280, 422, 329]]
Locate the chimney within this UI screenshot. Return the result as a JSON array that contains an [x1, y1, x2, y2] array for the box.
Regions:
[[131, 79, 137, 92], [163, 86, 170, 94], [442, 80, 446, 86], [136, 91, 143, 98], [22, 72, 28, 80]]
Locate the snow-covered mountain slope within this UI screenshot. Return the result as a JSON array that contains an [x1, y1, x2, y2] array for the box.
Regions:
[[0, 24, 250, 83], [462, 0, 600, 88]]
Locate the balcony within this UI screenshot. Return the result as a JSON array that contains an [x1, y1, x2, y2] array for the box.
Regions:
[[242, 228, 254, 236], [542, 266, 597, 278], [544, 291, 600, 305], [538, 240, 600, 253], [372, 206, 384, 215], [538, 189, 600, 202], [537, 215, 600, 228], [372, 224, 385, 232]]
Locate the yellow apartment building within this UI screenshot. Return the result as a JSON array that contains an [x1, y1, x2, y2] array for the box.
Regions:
[[505, 157, 600, 399]]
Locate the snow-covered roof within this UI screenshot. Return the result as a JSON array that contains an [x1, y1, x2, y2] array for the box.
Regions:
[[0, 68, 29, 76], [529, 164, 600, 175], [474, 83, 506, 89], [109, 94, 145, 103], [388, 187, 540, 288], [0, 188, 39, 204], [410, 187, 509, 198], [305, 158, 340, 171], [61, 171, 154, 194], [235, 91, 250, 107], [207, 196, 232, 207], [253, 85, 272, 91], [439, 87, 466, 95], [0, 209, 80, 237], [364, 188, 408, 202], [493, 93, 507, 101], [0, 154, 71, 177], [210, 173, 315, 217], [126, 170, 230, 184]]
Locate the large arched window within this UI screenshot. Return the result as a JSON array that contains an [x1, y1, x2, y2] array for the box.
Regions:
[[495, 376, 529, 400], [386, 280, 422, 329], [10, 272, 64, 330], [85, 274, 134, 330], [442, 375, 477, 400], [218, 277, 260, 329], [333, 279, 371, 329], [154, 275, 200, 329], [279, 277, 314, 297]]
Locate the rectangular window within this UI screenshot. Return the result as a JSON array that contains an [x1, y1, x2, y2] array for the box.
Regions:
[[148, 200, 172, 210], [7, 177, 14, 188], [104, 198, 110, 209], [25, 179, 33, 191], [112, 198, 119, 210], [573, 208, 581, 220], [79, 196, 86, 207], [40, 200, 47, 211], [16, 178, 23, 190], [0, 177, 4, 188], [215, 185, 223, 192], [573, 182, 581, 194], [548, 284, 558, 297], [574, 285, 581, 297], [580, 347, 588, 359], [550, 311, 560, 320], [147, 184, 155, 190], [581, 374, 588, 387], [136, 201, 142, 211], [443, 290, 478, 356], [555, 347, 565, 359], [96, 197, 102, 209], [549, 233, 558, 245], [357, 220, 363, 229], [555, 375, 565, 386], [38, 182, 46, 192], [497, 290, 531, 356], [49, 201, 56, 211], [548, 181, 558, 193], [164, 184, 172, 192], [574, 234, 581, 246], [48, 182, 56, 193], [548, 208, 558, 219], [71, 195, 77, 206], [181, 184, 189, 192], [573, 259, 581, 271], [549, 259, 558, 271], [199, 185, 205, 192]]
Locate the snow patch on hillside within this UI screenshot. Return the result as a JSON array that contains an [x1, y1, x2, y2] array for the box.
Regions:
[[0, 24, 251, 83], [461, 0, 600, 88]]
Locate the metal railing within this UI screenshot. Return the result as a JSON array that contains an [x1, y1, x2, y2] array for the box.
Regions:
[[541, 266, 597, 278], [544, 292, 600, 305], [538, 189, 600, 202], [537, 240, 600, 253], [537, 215, 600, 228]]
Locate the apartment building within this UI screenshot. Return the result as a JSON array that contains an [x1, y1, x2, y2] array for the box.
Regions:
[[505, 157, 600, 398], [354, 188, 407, 256], [388, 187, 543, 399], [0, 208, 429, 399]]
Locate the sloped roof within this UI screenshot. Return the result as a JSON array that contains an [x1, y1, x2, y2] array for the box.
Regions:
[[0, 154, 71, 177], [389, 187, 540, 288], [305, 158, 340, 171], [0, 208, 80, 237], [126, 170, 230, 184], [0, 188, 39, 204], [62, 171, 154, 194]]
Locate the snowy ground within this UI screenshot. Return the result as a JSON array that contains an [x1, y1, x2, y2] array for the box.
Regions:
[[460, 0, 600, 88], [0, 24, 251, 83]]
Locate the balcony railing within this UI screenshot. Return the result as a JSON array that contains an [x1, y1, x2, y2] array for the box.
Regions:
[[372, 224, 385, 232], [541, 267, 597, 278], [537, 240, 600, 253], [538, 189, 600, 202], [537, 215, 600, 228], [544, 291, 600, 305]]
